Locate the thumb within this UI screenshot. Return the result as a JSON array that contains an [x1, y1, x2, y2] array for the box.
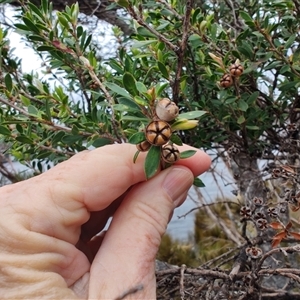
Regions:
[[89, 165, 194, 299]]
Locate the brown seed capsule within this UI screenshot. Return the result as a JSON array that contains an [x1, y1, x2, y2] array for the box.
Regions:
[[155, 98, 179, 122], [162, 144, 180, 163], [220, 73, 233, 88], [136, 140, 151, 152], [145, 120, 172, 146], [229, 63, 244, 77]]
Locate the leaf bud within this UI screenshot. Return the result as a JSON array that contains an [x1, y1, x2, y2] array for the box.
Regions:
[[171, 119, 198, 131]]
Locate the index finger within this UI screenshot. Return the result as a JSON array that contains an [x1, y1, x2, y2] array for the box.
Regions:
[[40, 143, 210, 212]]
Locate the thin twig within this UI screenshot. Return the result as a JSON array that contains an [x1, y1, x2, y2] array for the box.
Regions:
[[177, 200, 240, 219], [0, 96, 73, 133], [180, 264, 186, 300], [127, 4, 178, 52], [172, 0, 193, 104]]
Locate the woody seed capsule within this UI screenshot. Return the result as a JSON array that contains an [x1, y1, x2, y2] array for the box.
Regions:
[[145, 120, 172, 146], [136, 140, 151, 152], [220, 73, 233, 88], [162, 144, 180, 163], [155, 98, 179, 122], [229, 63, 244, 77]]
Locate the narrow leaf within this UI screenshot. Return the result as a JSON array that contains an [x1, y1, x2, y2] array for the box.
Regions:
[[133, 150, 140, 163], [145, 145, 161, 179], [239, 11, 255, 27], [123, 72, 138, 96], [92, 138, 112, 147], [134, 96, 148, 106], [180, 150, 196, 159], [105, 82, 131, 98], [178, 110, 206, 119], [193, 177, 205, 187], [170, 134, 183, 145], [22, 17, 40, 33], [238, 100, 248, 112], [157, 61, 169, 79], [136, 81, 148, 94], [0, 125, 11, 136], [128, 131, 146, 144], [4, 73, 12, 91], [237, 115, 245, 124], [28, 105, 39, 116]]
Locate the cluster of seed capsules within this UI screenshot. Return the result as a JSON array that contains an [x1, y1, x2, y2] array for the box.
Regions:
[[220, 62, 244, 88], [136, 98, 180, 164]]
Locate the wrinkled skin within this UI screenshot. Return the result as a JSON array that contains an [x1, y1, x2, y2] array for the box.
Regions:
[[0, 143, 210, 299]]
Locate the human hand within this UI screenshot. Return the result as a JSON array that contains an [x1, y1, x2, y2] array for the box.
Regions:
[[0, 143, 210, 299]]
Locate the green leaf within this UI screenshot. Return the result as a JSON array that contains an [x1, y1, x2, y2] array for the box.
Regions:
[[15, 135, 33, 144], [155, 82, 169, 97], [61, 134, 83, 145], [136, 81, 148, 94], [238, 100, 248, 112], [123, 72, 138, 96], [145, 145, 161, 179], [137, 27, 157, 38], [237, 115, 245, 124], [0, 125, 11, 136], [27, 2, 45, 20], [15, 23, 31, 31], [28, 35, 46, 42], [28, 105, 39, 116], [57, 13, 70, 29], [248, 91, 259, 105], [77, 26, 83, 38], [134, 96, 148, 106], [105, 82, 131, 98], [22, 17, 40, 33], [37, 45, 55, 51], [118, 97, 141, 111], [128, 131, 146, 144], [116, 0, 129, 8], [52, 131, 65, 144], [42, 0, 49, 13], [131, 40, 156, 49], [121, 116, 149, 122], [113, 104, 130, 111], [133, 150, 140, 163], [239, 11, 255, 27], [92, 138, 112, 147], [170, 134, 183, 145], [4, 73, 12, 91], [44, 99, 51, 121], [157, 61, 169, 79], [178, 110, 206, 119], [193, 177, 205, 187], [180, 150, 196, 159], [83, 34, 92, 51], [246, 125, 260, 130]]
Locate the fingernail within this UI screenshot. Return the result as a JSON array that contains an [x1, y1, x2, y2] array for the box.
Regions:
[[162, 167, 193, 205]]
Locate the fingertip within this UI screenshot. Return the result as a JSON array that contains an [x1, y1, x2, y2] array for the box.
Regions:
[[175, 145, 211, 177]]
